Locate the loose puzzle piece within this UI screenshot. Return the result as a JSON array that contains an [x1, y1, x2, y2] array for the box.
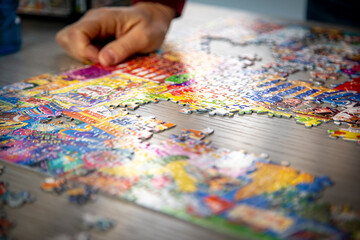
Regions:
[[0, 168, 35, 239], [295, 116, 323, 127], [0, 181, 35, 208], [67, 185, 97, 205], [328, 125, 360, 144], [0, 215, 14, 240], [41, 178, 68, 194], [79, 213, 115, 231]]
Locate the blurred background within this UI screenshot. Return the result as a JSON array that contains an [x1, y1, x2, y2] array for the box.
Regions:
[[17, 0, 131, 19], [16, 0, 306, 20], [189, 0, 307, 20], [15, 0, 359, 28]]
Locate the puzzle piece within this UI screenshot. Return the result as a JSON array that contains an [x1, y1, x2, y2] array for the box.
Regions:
[[0, 215, 14, 239], [328, 125, 360, 144], [67, 185, 97, 205], [295, 116, 323, 127], [0, 175, 34, 239], [79, 213, 115, 231], [0, 181, 35, 208], [41, 178, 67, 194]]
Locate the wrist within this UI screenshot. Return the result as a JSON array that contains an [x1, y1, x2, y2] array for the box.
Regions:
[[133, 2, 176, 22], [131, 0, 184, 17]]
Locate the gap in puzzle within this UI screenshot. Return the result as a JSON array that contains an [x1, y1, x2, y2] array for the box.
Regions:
[[0, 16, 360, 240]]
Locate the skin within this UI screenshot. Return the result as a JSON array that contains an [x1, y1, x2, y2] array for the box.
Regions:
[[56, 2, 176, 66]]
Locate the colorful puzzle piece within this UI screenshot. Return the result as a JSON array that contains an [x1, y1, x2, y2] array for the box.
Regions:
[[328, 125, 360, 144], [0, 168, 35, 239]]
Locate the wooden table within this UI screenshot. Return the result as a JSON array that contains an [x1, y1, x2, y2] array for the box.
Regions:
[[0, 2, 359, 240]]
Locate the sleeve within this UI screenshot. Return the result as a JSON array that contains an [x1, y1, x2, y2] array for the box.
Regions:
[[131, 0, 186, 18], [306, 0, 360, 28]]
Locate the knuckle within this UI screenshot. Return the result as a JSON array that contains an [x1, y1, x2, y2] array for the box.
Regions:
[[77, 51, 88, 60], [84, 7, 112, 20], [55, 30, 69, 46], [141, 29, 152, 46], [66, 29, 79, 41]]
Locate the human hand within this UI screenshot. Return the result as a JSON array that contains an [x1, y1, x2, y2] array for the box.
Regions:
[[56, 2, 175, 66]]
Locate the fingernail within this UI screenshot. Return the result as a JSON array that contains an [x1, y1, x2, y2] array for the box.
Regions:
[[85, 46, 99, 63], [100, 49, 117, 66], [88, 55, 99, 64]]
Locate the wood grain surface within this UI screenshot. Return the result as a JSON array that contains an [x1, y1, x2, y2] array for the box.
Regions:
[[0, 2, 359, 240]]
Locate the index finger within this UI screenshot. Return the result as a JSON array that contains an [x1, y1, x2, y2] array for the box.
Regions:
[[56, 22, 100, 63]]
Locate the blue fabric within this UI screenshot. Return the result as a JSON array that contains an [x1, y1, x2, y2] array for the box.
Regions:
[[0, 0, 21, 55]]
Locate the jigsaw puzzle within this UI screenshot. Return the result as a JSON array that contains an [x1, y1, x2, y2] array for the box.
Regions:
[[0, 16, 360, 239]]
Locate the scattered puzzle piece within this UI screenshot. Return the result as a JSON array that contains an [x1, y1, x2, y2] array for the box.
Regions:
[[41, 178, 67, 194], [79, 213, 115, 231], [328, 125, 360, 144], [0, 168, 35, 239], [295, 116, 323, 127], [67, 185, 97, 205]]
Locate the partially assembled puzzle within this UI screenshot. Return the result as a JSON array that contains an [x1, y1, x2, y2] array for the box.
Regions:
[[0, 16, 359, 239]]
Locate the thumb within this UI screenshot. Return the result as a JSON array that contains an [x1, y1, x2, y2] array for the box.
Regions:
[[98, 28, 147, 66]]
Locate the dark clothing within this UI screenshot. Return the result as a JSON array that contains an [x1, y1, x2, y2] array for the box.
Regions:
[[307, 0, 360, 28], [131, 0, 186, 17], [132, 0, 359, 28]]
